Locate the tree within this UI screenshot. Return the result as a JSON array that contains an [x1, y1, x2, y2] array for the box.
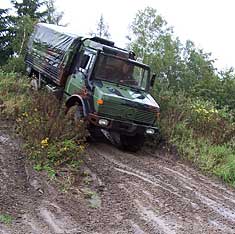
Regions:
[[12, 15, 34, 57], [129, 7, 184, 89], [44, 0, 64, 25], [90, 15, 111, 39], [9, 0, 49, 58], [0, 8, 14, 65], [129, 7, 219, 92], [11, 0, 48, 21]]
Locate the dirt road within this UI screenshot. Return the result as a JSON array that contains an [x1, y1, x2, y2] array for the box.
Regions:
[[1, 123, 235, 234]]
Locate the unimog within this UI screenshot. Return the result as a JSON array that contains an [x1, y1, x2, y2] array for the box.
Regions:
[[25, 23, 160, 151]]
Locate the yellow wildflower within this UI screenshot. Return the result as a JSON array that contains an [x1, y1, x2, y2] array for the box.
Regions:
[[41, 137, 49, 148], [22, 112, 29, 117]]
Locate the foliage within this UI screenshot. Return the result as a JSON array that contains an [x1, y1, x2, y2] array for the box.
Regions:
[[2, 56, 26, 73], [44, 0, 64, 25], [128, 7, 184, 89], [0, 70, 30, 118], [0, 72, 87, 178], [8, 0, 48, 58], [16, 91, 87, 172], [156, 88, 235, 185], [0, 0, 64, 71], [0, 214, 13, 225], [11, 0, 48, 21], [0, 8, 14, 65], [11, 15, 35, 57]]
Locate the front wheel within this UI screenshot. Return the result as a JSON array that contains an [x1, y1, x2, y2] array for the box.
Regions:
[[66, 105, 84, 124]]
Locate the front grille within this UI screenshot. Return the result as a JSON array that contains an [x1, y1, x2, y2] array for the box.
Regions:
[[98, 101, 155, 124]]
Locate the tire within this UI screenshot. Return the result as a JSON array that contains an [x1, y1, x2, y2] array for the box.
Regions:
[[66, 105, 84, 123], [119, 134, 144, 152]]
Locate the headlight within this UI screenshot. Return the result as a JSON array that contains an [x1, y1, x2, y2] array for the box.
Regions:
[[146, 128, 155, 135], [98, 119, 109, 126]]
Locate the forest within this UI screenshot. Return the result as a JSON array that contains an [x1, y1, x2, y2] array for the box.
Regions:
[[1, 1, 235, 186]]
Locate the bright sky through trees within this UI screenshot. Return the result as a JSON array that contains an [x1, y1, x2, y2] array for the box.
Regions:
[[1, 0, 234, 70]]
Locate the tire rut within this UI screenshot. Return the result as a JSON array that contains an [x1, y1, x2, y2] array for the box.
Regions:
[[0, 124, 88, 234], [86, 143, 235, 234]]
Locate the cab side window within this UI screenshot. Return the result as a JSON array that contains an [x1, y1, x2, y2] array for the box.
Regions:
[[75, 50, 95, 74]]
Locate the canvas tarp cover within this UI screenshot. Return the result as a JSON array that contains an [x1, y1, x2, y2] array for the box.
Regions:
[[26, 23, 81, 86]]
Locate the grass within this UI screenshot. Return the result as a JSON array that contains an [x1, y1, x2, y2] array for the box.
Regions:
[[0, 214, 13, 224]]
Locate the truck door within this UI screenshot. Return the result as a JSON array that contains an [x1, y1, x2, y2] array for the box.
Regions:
[[65, 50, 96, 96]]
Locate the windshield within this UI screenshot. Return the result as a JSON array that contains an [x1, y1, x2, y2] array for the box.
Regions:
[[92, 54, 150, 90]]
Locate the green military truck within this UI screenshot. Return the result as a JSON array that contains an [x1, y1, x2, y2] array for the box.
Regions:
[[25, 23, 160, 151]]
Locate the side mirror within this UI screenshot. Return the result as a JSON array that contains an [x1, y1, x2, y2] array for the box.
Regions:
[[150, 73, 156, 88], [80, 54, 90, 69]]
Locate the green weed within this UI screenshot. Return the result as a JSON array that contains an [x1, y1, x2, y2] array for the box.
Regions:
[[0, 214, 13, 224]]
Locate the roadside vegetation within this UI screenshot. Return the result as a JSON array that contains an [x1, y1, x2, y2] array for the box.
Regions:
[[1, 2, 235, 186], [0, 70, 87, 180]]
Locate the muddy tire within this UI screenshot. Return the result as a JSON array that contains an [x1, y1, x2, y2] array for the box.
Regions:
[[66, 105, 84, 124], [119, 134, 144, 152]]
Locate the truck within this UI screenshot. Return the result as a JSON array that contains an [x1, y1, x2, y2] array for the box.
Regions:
[[25, 23, 160, 152]]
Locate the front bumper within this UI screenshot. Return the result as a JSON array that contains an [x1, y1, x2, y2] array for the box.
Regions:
[[88, 113, 159, 136]]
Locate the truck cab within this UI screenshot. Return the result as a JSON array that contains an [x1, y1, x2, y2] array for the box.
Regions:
[[64, 38, 160, 151]]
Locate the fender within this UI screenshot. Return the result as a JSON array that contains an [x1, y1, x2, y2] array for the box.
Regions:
[[65, 94, 89, 117]]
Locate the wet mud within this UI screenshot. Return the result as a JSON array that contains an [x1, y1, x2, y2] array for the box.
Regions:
[[0, 122, 235, 233]]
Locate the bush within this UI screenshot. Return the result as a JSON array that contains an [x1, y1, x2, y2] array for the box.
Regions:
[[1, 57, 26, 74], [155, 88, 235, 186], [16, 91, 88, 173], [188, 99, 235, 144], [0, 71, 87, 177], [0, 70, 30, 118]]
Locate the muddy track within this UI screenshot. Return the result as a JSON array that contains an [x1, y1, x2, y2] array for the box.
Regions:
[[0, 123, 235, 234]]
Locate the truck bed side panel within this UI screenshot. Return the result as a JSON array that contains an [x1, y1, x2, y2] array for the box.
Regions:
[[25, 23, 81, 86]]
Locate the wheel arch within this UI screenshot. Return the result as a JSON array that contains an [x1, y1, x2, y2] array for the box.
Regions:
[[65, 95, 88, 116]]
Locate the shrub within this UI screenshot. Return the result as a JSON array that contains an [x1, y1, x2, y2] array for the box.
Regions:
[[16, 91, 88, 173], [155, 88, 235, 186], [0, 71, 87, 177], [1, 56, 26, 74], [188, 99, 235, 144], [0, 70, 30, 118]]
